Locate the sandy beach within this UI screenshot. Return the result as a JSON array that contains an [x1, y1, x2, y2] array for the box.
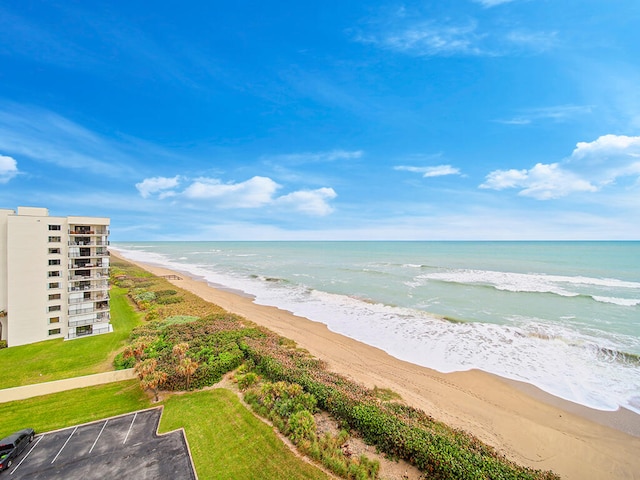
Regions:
[[114, 252, 640, 480]]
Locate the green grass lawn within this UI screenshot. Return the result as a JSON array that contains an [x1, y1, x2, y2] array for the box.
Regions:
[[0, 380, 150, 439], [159, 388, 329, 480], [0, 287, 141, 389], [0, 382, 328, 480]]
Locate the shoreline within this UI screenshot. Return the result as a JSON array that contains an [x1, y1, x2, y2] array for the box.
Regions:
[[113, 251, 640, 480]]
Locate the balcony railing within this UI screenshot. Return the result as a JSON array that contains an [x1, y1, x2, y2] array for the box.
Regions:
[[68, 305, 110, 316], [68, 229, 109, 236], [69, 262, 109, 269], [66, 323, 111, 339], [68, 250, 109, 258], [68, 295, 109, 305], [69, 271, 108, 281], [68, 282, 108, 292], [68, 240, 110, 246]]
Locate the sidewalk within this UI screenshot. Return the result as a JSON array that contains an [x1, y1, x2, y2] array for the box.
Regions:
[[0, 369, 136, 403]]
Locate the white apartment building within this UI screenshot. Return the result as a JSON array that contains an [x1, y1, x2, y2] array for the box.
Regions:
[[0, 206, 112, 347]]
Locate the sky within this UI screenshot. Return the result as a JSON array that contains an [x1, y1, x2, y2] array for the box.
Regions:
[[1, 0, 639, 241]]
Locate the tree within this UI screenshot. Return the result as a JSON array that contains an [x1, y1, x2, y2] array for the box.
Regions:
[[172, 342, 189, 361], [135, 358, 158, 379], [178, 357, 199, 390], [135, 358, 166, 401], [140, 370, 168, 402], [123, 338, 150, 362]]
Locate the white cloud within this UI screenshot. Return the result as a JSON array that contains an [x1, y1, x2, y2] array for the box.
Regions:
[[481, 163, 597, 199], [395, 164, 461, 177], [360, 20, 484, 57], [481, 134, 640, 199], [354, 5, 557, 58], [497, 105, 592, 125], [183, 176, 280, 208], [0, 154, 19, 183], [569, 134, 640, 185], [0, 103, 140, 177], [505, 30, 557, 52], [135, 176, 180, 198], [136, 173, 339, 216], [572, 134, 640, 160], [264, 149, 363, 165], [480, 168, 528, 189], [275, 187, 338, 216], [474, 0, 516, 6]]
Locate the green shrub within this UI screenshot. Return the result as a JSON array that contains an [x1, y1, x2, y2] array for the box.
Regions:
[[243, 336, 559, 480], [162, 315, 199, 326], [288, 410, 317, 444], [115, 260, 558, 480], [358, 455, 380, 479], [113, 352, 136, 370], [255, 381, 317, 418], [156, 296, 183, 305], [134, 291, 156, 302], [237, 372, 259, 390], [323, 455, 348, 478], [155, 289, 178, 297]]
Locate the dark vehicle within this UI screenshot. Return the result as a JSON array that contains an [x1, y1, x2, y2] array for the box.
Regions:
[[0, 429, 35, 472]]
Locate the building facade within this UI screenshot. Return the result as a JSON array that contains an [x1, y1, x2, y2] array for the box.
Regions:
[[0, 206, 111, 347]]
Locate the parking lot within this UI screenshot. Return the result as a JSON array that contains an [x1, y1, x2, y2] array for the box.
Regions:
[[4, 408, 197, 479]]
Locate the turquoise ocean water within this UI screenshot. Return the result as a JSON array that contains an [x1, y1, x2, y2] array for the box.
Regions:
[[113, 241, 640, 414]]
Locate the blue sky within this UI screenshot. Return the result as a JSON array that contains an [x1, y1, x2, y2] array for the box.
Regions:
[[1, 0, 639, 240]]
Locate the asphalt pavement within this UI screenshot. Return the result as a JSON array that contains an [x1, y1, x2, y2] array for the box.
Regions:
[[4, 408, 197, 479]]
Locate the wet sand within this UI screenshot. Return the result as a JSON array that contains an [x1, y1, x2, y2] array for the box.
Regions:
[[113, 251, 640, 480]]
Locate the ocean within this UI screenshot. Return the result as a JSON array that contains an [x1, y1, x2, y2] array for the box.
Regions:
[[113, 241, 640, 414]]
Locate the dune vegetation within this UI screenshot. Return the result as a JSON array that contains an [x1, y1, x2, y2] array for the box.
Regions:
[[111, 257, 559, 480]]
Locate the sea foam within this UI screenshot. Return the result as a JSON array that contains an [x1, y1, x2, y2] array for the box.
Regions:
[[113, 244, 640, 415]]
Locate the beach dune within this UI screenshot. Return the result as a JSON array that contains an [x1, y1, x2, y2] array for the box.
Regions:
[[114, 252, 640, 480]]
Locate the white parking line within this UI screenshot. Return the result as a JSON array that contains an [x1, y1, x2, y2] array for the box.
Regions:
[[89, 420, 108, 454], [123, 412, 137, 444], [51, 426, 77, 464], [10, 435, 43, 476]]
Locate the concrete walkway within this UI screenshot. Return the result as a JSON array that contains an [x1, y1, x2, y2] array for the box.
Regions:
[[0, 369, 136, 403]]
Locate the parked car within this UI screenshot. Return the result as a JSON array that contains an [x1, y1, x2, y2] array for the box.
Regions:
[[0, 429, 35, 472]]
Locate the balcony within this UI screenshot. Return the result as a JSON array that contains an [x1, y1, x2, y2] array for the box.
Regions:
[[68, 304, 110, 317], [68, 228, 109, 236], [68, 294, 109, 305], [68, 249, 109, 258], [68, 270, 109, 282], [66, 322, 111, 339], [69, 261, 109, 269], [68, 240, 110, 246], [68, 313, 110, 327], [68, 281, 108, 292]]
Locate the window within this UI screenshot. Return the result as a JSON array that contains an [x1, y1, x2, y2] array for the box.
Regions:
[[48, 305, 61, 312], [48, 328, 61, 336], [48, 259, 61, 266], [49, 317, 60, 324], [48, 293, 61, 300], [49, 282, 60, 289], [48, 236, 61, 243], [48, 225, 61, 231], [48, 271, 60, 277], [76, 325, 92, 336], [48, 248, 61, 254]]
